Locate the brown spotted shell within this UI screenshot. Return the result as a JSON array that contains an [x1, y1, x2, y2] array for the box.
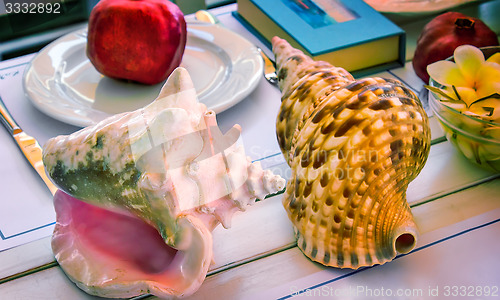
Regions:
[[273, 37, 431, 269]]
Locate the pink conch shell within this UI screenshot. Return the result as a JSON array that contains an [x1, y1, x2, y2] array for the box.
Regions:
[[43, 67, 285, 298]]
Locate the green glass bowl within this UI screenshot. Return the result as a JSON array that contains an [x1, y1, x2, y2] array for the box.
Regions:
[[428, 46, 500, 172]]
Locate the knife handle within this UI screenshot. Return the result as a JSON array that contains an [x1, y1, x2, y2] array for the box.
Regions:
[[195, 10, 220, 25], [0, 96, 22, 135]]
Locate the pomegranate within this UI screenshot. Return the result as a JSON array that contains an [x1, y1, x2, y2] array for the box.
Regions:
[[412, 12, 498, 83], [87, 0, 187, 85]]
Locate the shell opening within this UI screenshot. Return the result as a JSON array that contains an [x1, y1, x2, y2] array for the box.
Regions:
[[65, 194, 182, 275], [52, 191, 213, 298], [394, 232, 416, 254]]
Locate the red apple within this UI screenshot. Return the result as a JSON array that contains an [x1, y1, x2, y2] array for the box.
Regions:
[[87, 0, 187, 85]]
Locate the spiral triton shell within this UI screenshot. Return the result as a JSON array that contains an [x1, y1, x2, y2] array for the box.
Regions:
[[43, 67, 285, 298], [273, 37, 431, 269]]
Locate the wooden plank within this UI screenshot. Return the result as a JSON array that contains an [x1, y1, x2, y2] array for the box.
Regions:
[[388, 61, 424, 93], [412, 180, 500, 234], [406, 141, 499, 206], [0, 237, 53, 283], [209, 193, 294, 272], [3, 179, 496, 300], [181, 179, 500, 299], [250, 212, 500, 300], [0, 266, 102, 300], [1, 138, 496, 286]]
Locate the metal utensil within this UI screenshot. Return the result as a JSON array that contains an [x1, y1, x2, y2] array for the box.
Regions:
[[0, 96, 58, 195], [195, 10, 279, 86], [258, 48, 278, 86], [194, 9, 220, 25]]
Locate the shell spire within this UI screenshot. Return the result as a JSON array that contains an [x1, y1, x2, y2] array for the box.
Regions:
[[43, 67, 285, 298], [274, 37, 354, 164], [273, 37, 430, 269]]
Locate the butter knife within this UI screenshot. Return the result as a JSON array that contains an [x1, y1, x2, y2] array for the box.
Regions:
[[0, 96, 57, 195], [195, 10, 279, 86]]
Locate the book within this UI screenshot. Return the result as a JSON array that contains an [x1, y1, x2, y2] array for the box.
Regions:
[[234, 0, 406, 75]]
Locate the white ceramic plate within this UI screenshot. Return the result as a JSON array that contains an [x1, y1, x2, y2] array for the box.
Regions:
[[23, 22, 263, 127], [364, 0, 480, 15]]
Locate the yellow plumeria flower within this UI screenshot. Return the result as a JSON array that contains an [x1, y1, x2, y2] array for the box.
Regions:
[[427, 45, 500, 122]]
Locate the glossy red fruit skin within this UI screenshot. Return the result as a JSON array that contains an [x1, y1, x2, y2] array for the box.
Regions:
[[87, 0, 187, 85], [412, 11, 499, 83]]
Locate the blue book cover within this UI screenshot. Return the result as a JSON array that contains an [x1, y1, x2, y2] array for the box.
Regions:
[[235, 0, 406, 74]]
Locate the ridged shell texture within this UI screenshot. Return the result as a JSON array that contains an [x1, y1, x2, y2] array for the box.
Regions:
[[273, 37, 431, 269]]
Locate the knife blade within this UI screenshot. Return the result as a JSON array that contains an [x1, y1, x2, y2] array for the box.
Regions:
[[0, 96, 58, 195]]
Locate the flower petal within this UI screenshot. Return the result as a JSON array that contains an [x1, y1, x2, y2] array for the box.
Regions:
[[476, 63, 500, 99], [454, 86, 479, 107], [454, 134, 475, 161], [469, 98, 500, 119], [427, 60, 468, 87], [453, 45, 485, 85], [486, 52, 500, 66], [483, 127, 500, 140], [468, 92, 500, 123]]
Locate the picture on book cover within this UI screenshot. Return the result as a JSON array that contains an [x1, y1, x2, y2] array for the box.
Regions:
[[282, 0, 357, 28]]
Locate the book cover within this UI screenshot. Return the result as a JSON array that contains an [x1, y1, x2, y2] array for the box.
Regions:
[[234, 0, 406, 75]]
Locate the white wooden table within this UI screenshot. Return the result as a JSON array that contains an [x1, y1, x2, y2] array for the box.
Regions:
[[0, 2, 499, 299]]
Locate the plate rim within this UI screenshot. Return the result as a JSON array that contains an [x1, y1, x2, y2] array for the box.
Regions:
[[364, 0, 480, 14]]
